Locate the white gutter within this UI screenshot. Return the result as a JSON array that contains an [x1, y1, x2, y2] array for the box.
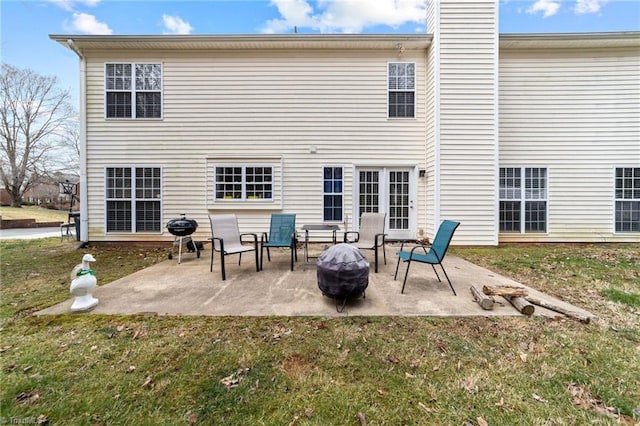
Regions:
[[65, 39, 88, 244]]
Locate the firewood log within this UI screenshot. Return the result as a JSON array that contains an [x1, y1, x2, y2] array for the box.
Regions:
[[482, 284, 528, 297], [470, 285, 494, 310], [505, 296, 535, 316], [525, 295, 593, 324]]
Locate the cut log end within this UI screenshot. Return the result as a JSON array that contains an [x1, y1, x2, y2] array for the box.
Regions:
[[470, 285, 495, 310]]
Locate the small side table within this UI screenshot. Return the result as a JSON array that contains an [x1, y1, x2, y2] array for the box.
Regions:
[[301, 224, 340, 268]]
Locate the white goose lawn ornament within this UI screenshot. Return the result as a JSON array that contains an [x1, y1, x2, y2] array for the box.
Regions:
[[69, 254, 98, 312]]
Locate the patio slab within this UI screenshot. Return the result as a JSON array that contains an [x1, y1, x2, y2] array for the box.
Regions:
[[36, 245, 596, 320]]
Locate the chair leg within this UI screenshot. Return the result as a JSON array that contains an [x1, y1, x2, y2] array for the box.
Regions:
[[401, 260, 412, 294], [290, 247, 294, 271], [394, 256, 402, 279], [210, 248, 214, 272], [374, 246, 379, 273], [254, 248, 260, 272], [431, 264, 442, 282], [382, 244, 387, 265], [260, 246, 264, 270], [439, 263, 457, 296], [238, 253, 242, 266], [220, 252, 226, 281]]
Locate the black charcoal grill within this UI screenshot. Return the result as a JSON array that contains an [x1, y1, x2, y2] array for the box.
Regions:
[[317, 243, 369, 312], [166, 214, 200, 263]]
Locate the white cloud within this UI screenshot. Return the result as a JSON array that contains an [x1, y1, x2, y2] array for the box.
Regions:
[[69, 12, 112, 34], [526, 0, 561, 18], [574, 0, 607, 15], [49, 0, 100, 12], [162, 14, 194, 35], [262, 0, 426, 34]]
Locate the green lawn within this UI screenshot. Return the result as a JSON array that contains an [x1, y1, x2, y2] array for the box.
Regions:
[[1, 239, 638, 425], [0, 206, 69, 223]]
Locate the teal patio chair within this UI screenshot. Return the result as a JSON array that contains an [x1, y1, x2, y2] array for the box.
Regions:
[[209, 214, 259, 281], [344, 212, 387, 273], [394, 220, 460, 295], [261, 214, 297, 271]]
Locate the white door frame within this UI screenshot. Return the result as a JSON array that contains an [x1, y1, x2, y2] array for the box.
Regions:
[[353, 165, 418, 240]]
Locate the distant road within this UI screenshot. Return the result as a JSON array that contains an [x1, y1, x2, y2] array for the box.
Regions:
[[0, 227, 61, 240]]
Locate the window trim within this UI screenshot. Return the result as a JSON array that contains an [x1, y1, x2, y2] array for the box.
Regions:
[[499, 166, 548, 234], [104, 62, 163, 120], [614, 166, 640, 233], [322, 165, 344, 223], [387, 61, 416, 119], [104, 166, 163, 234], [213, 164, 275, 202]]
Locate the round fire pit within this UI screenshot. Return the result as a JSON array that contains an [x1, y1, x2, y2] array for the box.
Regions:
[[317, 243, 369, 312]]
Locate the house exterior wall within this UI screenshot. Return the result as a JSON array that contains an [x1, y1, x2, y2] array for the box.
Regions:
[[428, 0, 499, 245], [499, 46, 640, 242], [82, 47, 428, 242]]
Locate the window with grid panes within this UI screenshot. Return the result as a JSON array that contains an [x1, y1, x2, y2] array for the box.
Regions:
[[323, 167, 343, 222], [388, 62, 415, 118], [105, 63, 162, 119], [214, 166, 273, 201], [499, 167, 547, 233], [106, 167, 161, 232], [615, 167, 640, 232]]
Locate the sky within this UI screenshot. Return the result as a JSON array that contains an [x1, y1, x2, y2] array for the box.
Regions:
[[1, 0, 639, 104]]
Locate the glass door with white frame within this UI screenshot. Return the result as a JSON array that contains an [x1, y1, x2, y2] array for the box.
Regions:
[[355, 167, 416, 240]]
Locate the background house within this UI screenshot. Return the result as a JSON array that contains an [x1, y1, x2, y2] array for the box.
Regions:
[[51, 0, 639, 245]]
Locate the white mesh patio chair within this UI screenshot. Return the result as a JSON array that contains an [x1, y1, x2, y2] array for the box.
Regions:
[[344, 212, 387, 273], [208, 214, 259, 281]]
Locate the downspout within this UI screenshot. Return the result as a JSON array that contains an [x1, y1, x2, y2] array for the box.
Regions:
[[66, 39, 89, 245], [432, 1, 441, 229]]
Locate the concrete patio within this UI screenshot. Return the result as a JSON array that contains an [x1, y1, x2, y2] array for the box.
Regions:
[[37, 244, 595, 320]]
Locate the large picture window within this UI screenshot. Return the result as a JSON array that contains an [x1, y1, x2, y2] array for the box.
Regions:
[[499, 167, 547, 233], [323, 167, 343, 222], [105, 63, 162, 119], [106, 167, 161, 232], [388, 62, 415, 118], [214, 166, 273, 201], [615, 167, 640, 232]]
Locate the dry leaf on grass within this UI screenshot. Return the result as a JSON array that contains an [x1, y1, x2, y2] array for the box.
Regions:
[[220, 368, 250, 390], [477, 416, 489, 426], [532, 393, 547, 403], [568, 383, 619, 419], [356, 412, 367, 425]]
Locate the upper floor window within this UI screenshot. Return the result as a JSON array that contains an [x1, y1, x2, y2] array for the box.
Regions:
[[388, 62, 415, 118], [499, 167, 547, 233], [105, 63, 162, 119], [615, 167, 640, 232], [105, 167, 161, 232], [323, 167, 343, 222], [214, 166, 273, 201]]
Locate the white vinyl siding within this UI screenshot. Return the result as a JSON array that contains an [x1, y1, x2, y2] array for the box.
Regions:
[[84, 48, 427, 241], [500, 47, 640, 242], [431, 0, 499, 245]]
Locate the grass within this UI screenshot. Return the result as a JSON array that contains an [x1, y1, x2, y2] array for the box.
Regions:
[[0, 206, 69, 223], [1, 239, 638, 425]]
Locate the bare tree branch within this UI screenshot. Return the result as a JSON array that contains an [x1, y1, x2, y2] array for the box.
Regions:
[[0, 63, 75, 206]]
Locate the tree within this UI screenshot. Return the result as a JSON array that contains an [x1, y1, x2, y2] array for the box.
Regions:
[[0, 63, 74, 207]]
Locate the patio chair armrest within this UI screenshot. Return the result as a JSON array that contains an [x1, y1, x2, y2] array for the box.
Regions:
[[344, 231, 359, 243], [397, 239, 428, 254], [261, 232, 269, 243], [210, 236, 224, 253], [374, 233, 387, 247], [240, 233, 258, 246]]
